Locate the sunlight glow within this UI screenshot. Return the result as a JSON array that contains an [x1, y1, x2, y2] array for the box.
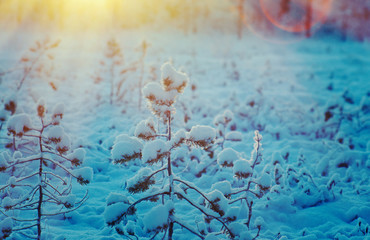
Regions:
[[0, 0, 159, 31], [259, 0, 333, 33]]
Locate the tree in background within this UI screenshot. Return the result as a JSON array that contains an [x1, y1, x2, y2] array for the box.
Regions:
[[305, 0, 312, 38]]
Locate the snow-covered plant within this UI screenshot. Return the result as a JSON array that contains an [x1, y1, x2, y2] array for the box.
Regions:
[[136, 40, 148, 109], [0, 95, 17, 133], [213, 109, 242, 150], [223, 130, 272, 236], [319, 90, 369, 141], [106, 62, 235, 239], [96, 38, 137, 105], [16, 39, 60, 91], [269, 150, 343, 210], [0, 100, 91, 239], [192, 110, 242, 178]]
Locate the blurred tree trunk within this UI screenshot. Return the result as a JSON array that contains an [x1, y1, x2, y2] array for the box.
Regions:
[[305, 0, 312, 38], [17, 1, 22, 24], [237, 0, 244, 39], [191, 0, 197, 33], [279, 0, 290, 19], [340, 2, 348, 41]]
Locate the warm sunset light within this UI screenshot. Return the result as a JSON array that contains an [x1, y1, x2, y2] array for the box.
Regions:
[[0, 0, 209, 31]]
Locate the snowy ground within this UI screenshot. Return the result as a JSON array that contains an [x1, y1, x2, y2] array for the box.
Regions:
[[0, 28, 370, 239]]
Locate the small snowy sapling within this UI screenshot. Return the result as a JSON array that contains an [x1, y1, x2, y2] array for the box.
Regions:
[[0, 100, 91, 239], [107, 62, 235, 239], [224, 131, 272, 237]]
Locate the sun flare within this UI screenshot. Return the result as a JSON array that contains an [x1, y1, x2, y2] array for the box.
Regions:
[[0, 0, 158, 31]]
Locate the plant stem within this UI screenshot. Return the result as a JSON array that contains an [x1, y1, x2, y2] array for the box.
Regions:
[[167, 112, 174, 240], [37, 119, 45, 240], [110, 62, 114, 105]]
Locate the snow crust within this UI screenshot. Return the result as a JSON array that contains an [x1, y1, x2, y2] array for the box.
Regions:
[[170, 129, 186, 147], [257, 172, 272, 189], [142, 139, 167, 164], [111, 135, 142, 163], [214, 109, 233, 126], [126, 167, 152, 191], [67, 148, 86, 166], [47, 125, 65, 143], [73, 167, 93, 183], [104, 202, 129, 226], [225, 131, 242, 141], [7, 114, 31, 136], [56, 133, 71, 154], [211, 181, 232, 196], [233, 159, 252, 177], [52, 103, 65, 124], [0, 218, 12, 233], [59, 194, 76, 208], [134, 118, 156, 140], [217, 148, 239, 167], [161, 62, 189, 93], [106, 192, 129, 206], [143, 203, 171, 231], [0, 153, 8, 170], [187, 125, 216, 145], [207, 190, 228, 216]]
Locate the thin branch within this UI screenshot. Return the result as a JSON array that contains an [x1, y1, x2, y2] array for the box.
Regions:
[[42, 157, 77, 178], [11, 201, 39, 210], [10, 185, 40, 208], [230, 186, 260, 198], [150, 231, 160, 240], [173, 178, 214, 205], [17, 47, 47, 91], [0, 67, 23, 76], [12, 223, 38, 232], [0, 184, 9, 192], [302, 172, 318, 189], [147, 166, 168, 180], [18, 231, 38, 239], [61, 182, 73, 196], [173, 220, 204, 239], [124, 192, 170, 216], [174, 192, 234, 238], [229, 197, 247, 205], [41, 190, 89, 216], [43, 171, 67, 184], [42, 150, 73, 163], [161, 228, 167, 240], [23, 134, 43, 138], [16, 172, 39, 183], [28, 185, 41, 203], [5, 157, 42, 170], [0, 209, 37, 222], [42, 191, 62, 204], [252, 226, 261, 240], [43, 181, 62, 195]]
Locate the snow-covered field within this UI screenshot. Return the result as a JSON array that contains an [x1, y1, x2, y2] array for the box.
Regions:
[[0, 28, 369, 240]]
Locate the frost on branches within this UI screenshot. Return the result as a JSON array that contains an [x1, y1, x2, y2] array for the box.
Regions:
[[107, 62, 236, 240], [219, 130, 272, 238], [0, 100, 91, 240]]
